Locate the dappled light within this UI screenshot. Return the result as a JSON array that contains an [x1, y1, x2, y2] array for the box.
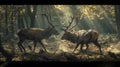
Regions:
[[0, 5, 120, 61], [54, 5, 116, 34]]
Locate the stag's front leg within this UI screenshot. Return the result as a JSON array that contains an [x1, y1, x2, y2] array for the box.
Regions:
[[72, 43, 79, 53], [93, 41, 103, 55], [80, 43, 84, 53], [17, 39, 26, 53], [39, 41, 47, 52]]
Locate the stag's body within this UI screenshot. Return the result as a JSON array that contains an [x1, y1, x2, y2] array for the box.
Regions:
[[17, 27, 59, 53], [61, 29, 102, 55]]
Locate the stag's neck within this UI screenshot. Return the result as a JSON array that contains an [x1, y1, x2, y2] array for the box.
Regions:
[[66, 32, 78, 43], [43, 28, 53, 39]]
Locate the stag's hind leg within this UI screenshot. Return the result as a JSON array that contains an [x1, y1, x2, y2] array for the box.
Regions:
[[84, 43, 89, 54], [17, 39, 26, 53], [80, 43, 85, 53], [33, 40, 37, 51], [93, 40, 102, 55], [39, 41, 47, 52]]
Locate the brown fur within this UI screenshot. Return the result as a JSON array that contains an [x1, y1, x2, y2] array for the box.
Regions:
[[61, 29, 102, 55], [17, 27, 59, 53]]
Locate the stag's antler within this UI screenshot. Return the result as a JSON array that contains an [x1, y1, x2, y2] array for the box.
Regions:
[[41, 14, 54, 28], [69, 13, 84, 30], [62, 16, 75, 32]]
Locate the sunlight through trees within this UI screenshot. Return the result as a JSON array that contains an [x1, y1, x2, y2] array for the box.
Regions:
[[0, 5, 120, 61]]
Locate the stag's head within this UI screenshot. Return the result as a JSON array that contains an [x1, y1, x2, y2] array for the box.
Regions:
[[61, 31, 67, 40], [61, 16, 77, 40], [61, 31, 72, 40]]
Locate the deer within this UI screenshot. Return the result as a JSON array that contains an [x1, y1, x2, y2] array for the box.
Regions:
[[17, 14, 59, 53], [61, 16, 103, 55]]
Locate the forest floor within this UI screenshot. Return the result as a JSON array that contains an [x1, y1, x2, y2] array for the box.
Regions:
[[1, 38, 120, 61]]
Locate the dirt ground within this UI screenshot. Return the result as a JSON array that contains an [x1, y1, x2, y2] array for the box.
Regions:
[[1, 39, 120, 61]]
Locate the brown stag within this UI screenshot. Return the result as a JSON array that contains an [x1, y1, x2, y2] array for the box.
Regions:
[[61, 16, 102, 55], [17, 14, 59, 53]]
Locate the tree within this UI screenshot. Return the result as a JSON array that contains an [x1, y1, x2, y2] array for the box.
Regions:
[[0, 14, 13, 61], [114, 5, 120, 39], [26, 5, 37, 28]]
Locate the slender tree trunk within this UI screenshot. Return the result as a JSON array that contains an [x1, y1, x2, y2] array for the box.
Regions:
[[10, 6, 15, 55], [26, 5, 37, 28], [5, 5, 8, 37], [24, 12, 29, 28], [18, 9, 25, 29], [114, 5, 120, 39]]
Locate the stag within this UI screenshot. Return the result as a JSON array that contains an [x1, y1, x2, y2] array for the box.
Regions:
[[61, 16, 102, 55], [17, 14, 59, 53], [73, 29, 102, 54]]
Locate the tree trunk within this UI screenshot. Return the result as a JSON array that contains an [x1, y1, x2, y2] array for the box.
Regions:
[[114, 5, 120, 39], [5, 5, 8, 37], [18, 9, 25, 29], [0, 18, 12, 62], [26, 5, 37, 28]]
